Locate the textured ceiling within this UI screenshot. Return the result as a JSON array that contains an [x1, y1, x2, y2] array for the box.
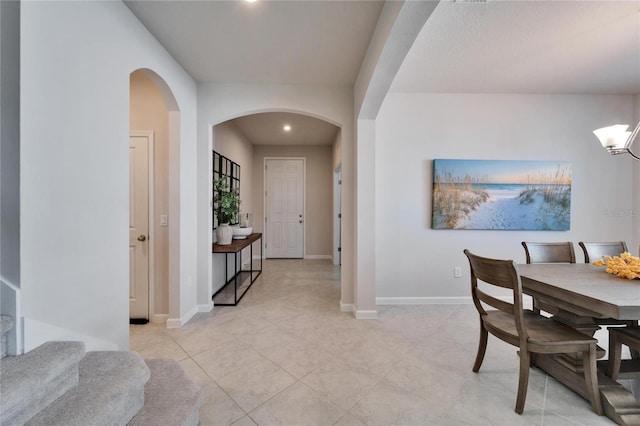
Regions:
[[391, 0, 640, 94], [124, 0, 384, 86], [125, 0, 640, 145]]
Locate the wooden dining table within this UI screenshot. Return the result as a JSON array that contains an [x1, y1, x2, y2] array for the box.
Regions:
[[518, 263, 640, 425]]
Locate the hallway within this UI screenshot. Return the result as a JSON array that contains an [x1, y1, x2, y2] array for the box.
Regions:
[[130, 259, 615, 425]]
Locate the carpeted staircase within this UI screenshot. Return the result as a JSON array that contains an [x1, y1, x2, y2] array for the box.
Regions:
[[0, 316, 201, 426]]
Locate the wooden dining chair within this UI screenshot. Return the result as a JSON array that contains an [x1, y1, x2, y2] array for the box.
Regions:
[[521, 241, 575, 314], [608, 327, 640, 380], [579, 241, 636, 330], [578, 241, 628, 263], [521, 241, 575, 264], [464, 249, 603, 415]]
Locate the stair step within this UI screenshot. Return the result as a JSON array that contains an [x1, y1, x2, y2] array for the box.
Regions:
[[0, 341, 85, 426], [128, 359, 202, 426], [26, 351, 150, 426]]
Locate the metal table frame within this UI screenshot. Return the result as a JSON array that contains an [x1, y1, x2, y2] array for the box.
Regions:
[[212, 233, 262, 306]]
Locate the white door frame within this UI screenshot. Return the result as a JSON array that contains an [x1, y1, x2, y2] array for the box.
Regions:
[[263, 157, 306, 259], [130, 131, 155, 321]]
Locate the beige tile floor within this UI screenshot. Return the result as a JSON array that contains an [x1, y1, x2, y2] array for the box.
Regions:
[[130, 259, 627, 425]]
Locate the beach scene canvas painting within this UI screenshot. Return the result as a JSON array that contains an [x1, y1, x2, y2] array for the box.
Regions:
[[432, 159, 571, 230]]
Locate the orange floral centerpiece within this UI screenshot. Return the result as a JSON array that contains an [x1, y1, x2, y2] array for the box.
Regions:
[[592, 252, 640, 280]]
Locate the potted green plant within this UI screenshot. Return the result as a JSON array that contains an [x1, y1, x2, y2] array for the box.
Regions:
[[213, 178, 240, 245]]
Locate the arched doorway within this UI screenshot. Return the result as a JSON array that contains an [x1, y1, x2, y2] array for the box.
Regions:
[[210, 111, 342, 299], [129, 68, 181, 325]]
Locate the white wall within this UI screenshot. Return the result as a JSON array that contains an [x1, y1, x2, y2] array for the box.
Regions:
[[21, 1, 198, 350], [352, 1, 437, 318], [375, 93, 636, 301], [196, 83, 355, 309], [0, 0, 22, 354], [633, 93, 640, 256], [1, 0, 20, 288]]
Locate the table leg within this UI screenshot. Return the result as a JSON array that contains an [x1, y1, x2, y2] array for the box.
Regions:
[[234, 251, 238, 304], [531, 310, 640, 425]]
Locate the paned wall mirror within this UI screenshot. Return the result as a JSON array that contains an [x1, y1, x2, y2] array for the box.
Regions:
[[212, 150, 240, 229]]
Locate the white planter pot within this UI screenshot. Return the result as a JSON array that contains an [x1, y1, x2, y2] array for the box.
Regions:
[[216, 223, 233, 245]]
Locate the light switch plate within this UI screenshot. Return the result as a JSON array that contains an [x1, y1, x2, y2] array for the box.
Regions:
[[160, 214, 168, 227]]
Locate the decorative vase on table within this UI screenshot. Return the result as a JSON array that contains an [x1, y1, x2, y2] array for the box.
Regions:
[[216, 223, 233, 245]]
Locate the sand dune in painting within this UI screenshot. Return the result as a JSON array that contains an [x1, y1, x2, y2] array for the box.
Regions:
[[457, 186, 570, 230]]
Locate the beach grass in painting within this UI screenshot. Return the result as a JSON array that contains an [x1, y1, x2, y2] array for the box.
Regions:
[[431, 159, 571, 230]]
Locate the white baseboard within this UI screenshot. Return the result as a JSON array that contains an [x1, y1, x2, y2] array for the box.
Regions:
[[340, 302, 354, 312], [376, 297, 473, 305], [198, 301, 214, 312], [150, 314, 168, 323], [304, 255, 332, 260], [355, 310, 378, 319], [23, 317, 118, 352], [166, 319, 181, 328], [166, 305, 198, 329]]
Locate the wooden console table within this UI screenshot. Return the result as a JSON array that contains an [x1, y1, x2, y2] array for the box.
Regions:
[[212, 233, 262, 306]]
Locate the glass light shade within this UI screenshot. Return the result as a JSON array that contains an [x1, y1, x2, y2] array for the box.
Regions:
[[593, 124, 631, 149]]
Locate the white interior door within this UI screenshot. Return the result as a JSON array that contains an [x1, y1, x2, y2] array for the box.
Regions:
[[129, 135, 150, 319], [266, 159, 304, 258]]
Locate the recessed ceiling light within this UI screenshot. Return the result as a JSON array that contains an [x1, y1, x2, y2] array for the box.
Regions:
[[283, 125, 291, 132], [245, 0, 257, 3]]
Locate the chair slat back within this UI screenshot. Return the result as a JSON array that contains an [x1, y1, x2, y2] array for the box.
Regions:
[[578, 241, 628, 263], [475, 290, 515, 315], [521, 241, 575, 264], [464, 249, 525, 334]]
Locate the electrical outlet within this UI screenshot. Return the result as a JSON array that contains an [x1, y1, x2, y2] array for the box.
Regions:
[[454, 267, 462, 278]]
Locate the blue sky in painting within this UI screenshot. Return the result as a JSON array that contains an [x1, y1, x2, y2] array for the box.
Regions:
[[433, 159, 572, 184]]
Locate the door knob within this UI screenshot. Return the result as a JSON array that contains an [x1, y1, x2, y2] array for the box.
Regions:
[[138, 235, 147, 242]]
